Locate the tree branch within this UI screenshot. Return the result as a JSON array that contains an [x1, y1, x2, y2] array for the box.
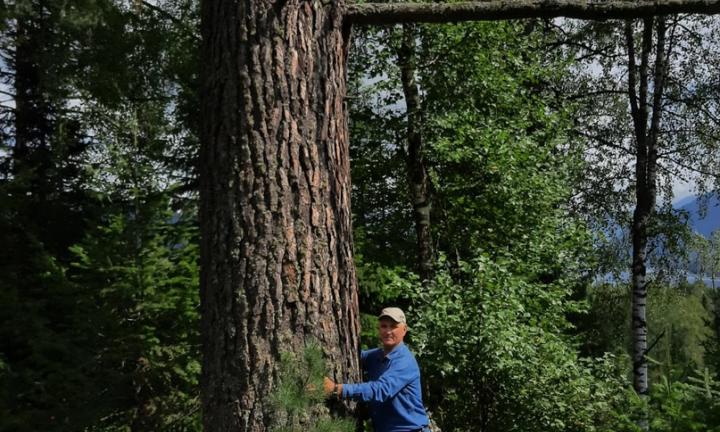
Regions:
[[543, 38, 625, 62], [139, 1, 200, 42], [625, 21, 643, 143], [564, 89, 627, 100], [663, 155, 720, 178], [649, 17, 667, 147], [639, 17, 653, 141], [572, 129, 634, 155], [664, 93, 720, 127], [346, 0, 720, 26], [655, 159, 687, 179], [656, 136, 719, 157]]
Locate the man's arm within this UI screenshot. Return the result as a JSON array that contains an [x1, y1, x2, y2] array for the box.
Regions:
[[341, 358, 417, 403], [321, 349, 377, 399]]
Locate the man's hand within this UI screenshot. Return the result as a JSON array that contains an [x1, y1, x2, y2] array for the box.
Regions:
[[323, 377, 335, 395], [323, 376, 343, 399]]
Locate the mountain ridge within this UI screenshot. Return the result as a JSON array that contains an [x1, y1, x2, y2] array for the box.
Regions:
[[679, 195, 719, 238]]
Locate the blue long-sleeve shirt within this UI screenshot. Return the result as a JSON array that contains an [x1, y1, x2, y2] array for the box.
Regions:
[[342, 343, 429, 432]]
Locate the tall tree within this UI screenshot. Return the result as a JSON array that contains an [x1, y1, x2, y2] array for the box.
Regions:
[[198, 1, 360, 430], [0, 3, 100, 429], [551, 16, 720, 422], [199, 1, 720, 430], [626, 16, 667, 405], [2, 0, 94, 256], [1, 0, 204, 429], [399, 23, 434, 282]]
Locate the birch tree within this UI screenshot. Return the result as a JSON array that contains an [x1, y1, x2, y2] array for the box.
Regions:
[[551, 16, 720, 420], [199, 1, 720, 430]]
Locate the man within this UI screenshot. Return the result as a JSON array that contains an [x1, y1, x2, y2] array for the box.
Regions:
[[324, 307, 430, 432]]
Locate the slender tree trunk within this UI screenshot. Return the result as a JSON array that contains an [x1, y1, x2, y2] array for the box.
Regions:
[[626, 17, 666, 430], [398, 24, 434, 282], [626, 16, 651, 402], [715, 289, 720, 354], [130, 357, 155, 432], [199, 0, 360, 431], [713, 233, 719, 290]]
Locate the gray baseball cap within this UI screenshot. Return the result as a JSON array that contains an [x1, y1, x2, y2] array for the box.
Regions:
[[379, 307, 406, 324]]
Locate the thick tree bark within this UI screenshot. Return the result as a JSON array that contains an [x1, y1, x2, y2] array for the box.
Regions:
[[199, 0, 360, 431], [398, 24, 434, 283], [346, 0, 720, 26]]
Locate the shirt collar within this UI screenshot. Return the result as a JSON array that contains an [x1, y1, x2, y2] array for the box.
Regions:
[[384, 342, 406, 360]]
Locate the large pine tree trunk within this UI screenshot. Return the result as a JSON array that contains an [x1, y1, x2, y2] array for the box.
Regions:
[[199, 0, 360, 430]]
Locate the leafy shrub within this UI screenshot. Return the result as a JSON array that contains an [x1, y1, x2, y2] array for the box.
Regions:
[[649, 369, 720, 431], [610, 369, 720, 432], [585, 283, 713, 377], [411, 255, 629, 432]]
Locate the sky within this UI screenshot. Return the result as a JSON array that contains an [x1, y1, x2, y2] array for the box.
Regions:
[[673, 178, 696, 205]]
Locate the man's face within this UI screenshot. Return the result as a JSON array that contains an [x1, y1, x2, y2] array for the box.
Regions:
[[378, 318, 407, 351]]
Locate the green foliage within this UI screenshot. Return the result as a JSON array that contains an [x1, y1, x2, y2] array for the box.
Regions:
[[349, 19, 621, 432], [0, 0, 202, 430], [648, 370, 720, 432], [354, 255, 421, 348], [411, 256, 628, 432], [693, 231, 720, 287], [418, 22, 582, 264], [0, 7, 106, 428], [609, 369, 720, 432], [651, 284, 713, 375], [269, 343, 355, 432], [707, 289, 720, 375], [582, 282, 720, 429], [584, 283, 713, 377], [0, 233, 93, 431], [350, 20, 583, 269], [66, 193, 201, 432], [581, 283, 631, 361]]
